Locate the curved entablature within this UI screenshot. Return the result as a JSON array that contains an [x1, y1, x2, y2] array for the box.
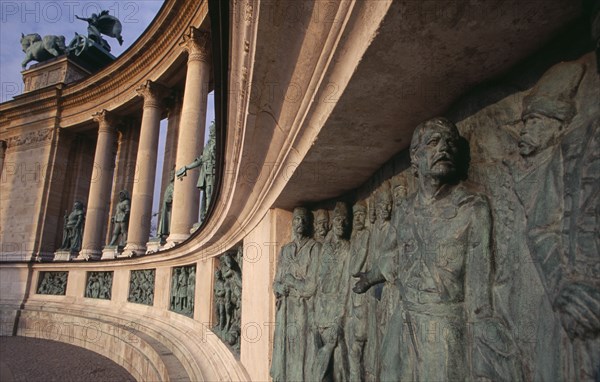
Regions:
[[0, 0, 209, 130]]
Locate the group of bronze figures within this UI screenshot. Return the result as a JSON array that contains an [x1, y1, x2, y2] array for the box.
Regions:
[[128, 269, 155, 305], [213, 249, 243, 352], [58, 189, 131, 254], [271, 59, 599, 381], [37, 271, 68, 295], [85, 271, 113, 300], [170, 265, 196, 317]]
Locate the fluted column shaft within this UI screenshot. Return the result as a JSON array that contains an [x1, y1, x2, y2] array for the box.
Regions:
[[168, 28, 212, 244], [0, 140, 6, 179], [78, 110, 117, 260], [123, 80, 167, 256]]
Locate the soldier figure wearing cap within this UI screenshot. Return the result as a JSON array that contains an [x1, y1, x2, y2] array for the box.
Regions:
[[313, 202, 352, 382], [313, 209, 331, 243], [512, 61, 599, 380], [271, 207, 321, 382], [345, 201, 371, 381]]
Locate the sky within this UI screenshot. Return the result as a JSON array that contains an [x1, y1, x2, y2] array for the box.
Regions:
[[1, 1, 216, 230]]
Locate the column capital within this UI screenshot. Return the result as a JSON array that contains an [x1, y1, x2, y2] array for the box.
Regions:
[[136, 80, 169, 109], [180, 27, 211, 63], [92, 109, 118, 133]]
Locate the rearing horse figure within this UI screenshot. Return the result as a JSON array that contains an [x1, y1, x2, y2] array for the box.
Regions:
[[20, 33, 67, 69]]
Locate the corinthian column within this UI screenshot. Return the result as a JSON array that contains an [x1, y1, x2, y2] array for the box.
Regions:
[[166, 28, 212, 245], [78, 110, 118, 260], [122, 80, 167, 257]]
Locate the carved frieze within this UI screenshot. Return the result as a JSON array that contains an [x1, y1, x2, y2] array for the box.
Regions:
[[85, 271, 113, 300], [5, 128, 53, 148], [170, 264, 196, 317], [36, 271, 68, 295], [214, 248, 243, 352], [270, 55, 600, 382], [128, 269, 155, 305]]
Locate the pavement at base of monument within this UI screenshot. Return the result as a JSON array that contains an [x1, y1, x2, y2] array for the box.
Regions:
[[0, 336, 135, 382]]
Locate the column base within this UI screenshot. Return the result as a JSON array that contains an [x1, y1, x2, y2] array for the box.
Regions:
[[189, 222, 201, 234], [76, 249, 102, 261], [101, 246, 122, 260], [32, 252, 54, 262], [53, 250, 77, 262], [165, 233, 190, 247], [120, 243, 146, 258], [146, 237, 165, 254]]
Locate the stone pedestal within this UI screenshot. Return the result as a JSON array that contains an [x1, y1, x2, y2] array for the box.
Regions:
[[145, 238, 165, 254], [53, 250, 77, 262], [190, 223, 201, 234], [101, 246, 121, 260], [22, 55, 90, 92]]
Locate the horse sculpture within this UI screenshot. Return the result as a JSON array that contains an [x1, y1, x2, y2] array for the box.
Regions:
[[20, 33, 67, 69]]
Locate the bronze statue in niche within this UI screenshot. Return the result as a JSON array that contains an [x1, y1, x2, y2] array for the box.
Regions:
[[157, 171, 175, 241], [59, 201, 85, 252], [177, 122, 217, 222], [108, 190, 130, 247]]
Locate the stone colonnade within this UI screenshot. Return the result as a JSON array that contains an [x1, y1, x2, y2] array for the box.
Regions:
[[73, 27, 211, 260], [167, 28, 212, 245]]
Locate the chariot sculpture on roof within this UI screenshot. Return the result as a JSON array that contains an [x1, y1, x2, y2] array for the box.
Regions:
[[71, 10, 124, 54], [20, 9, 124, 69]]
